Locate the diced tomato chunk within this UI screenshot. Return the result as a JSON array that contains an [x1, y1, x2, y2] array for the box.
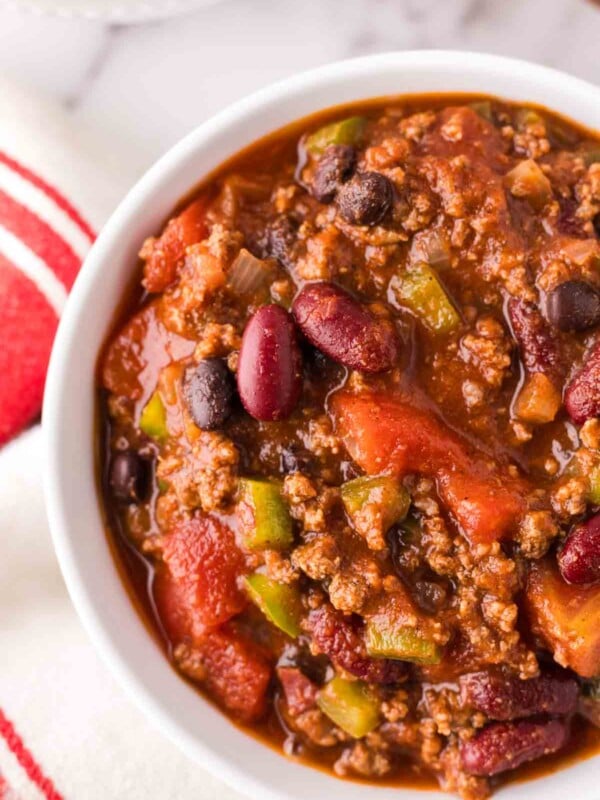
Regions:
[[101, 300, 194, 400], [331, 391, 525, 545], [154, 515, 247, 640], [186, 628, 271, 722], [526, 558, 600, 678], [142, 197, 209, 293], [437, 468, 524, 549]]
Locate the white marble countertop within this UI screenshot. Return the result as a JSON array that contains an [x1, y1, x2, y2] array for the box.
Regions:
[[1, 0, 600, 181]]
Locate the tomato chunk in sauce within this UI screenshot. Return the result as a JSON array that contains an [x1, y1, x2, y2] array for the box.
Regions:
[[100, 96, 600, 799], [331, 390, 526, 545], [154, 515, 247, 637]]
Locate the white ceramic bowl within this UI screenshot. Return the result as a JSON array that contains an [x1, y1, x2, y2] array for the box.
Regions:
[[44, 51, 600, 800]]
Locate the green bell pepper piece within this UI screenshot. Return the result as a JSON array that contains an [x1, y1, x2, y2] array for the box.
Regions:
[[393, 262, 460, 334], [306, 116, 367, 156], [245, 573, 302, 638], [317, 677, 380, 738], [514, 108, 544, 131], [588, 466, 600, 505], [341, 476, 410, 533], [566, 454, 600, 505], [239, 478, 293, 550], [139, 390, 167, 441], [469, 101, 493, 122], [366, 621, 441, 665]]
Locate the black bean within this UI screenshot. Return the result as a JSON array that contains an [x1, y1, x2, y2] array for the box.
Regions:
[[279, 445, 313, 474], [109, 450, 149, 503], [545, 280, 600, 332], [310, 144, 356, 203], [593, 212, 600, 238], [340, 460, 361, 482], [276, 642, 329, 685], [386, 523, 412, 575], [266, 215, 298, 269], [183, 358, 234, 430], [336, 171, 393, 226], [412, 580, 449, 614]]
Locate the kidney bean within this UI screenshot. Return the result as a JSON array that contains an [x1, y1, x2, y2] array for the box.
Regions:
[[460, 718, 570, 776], [109, 450, 149, 503], [558, 512, 600, 584], [310, 144, 356, 203], [183, 358, 234, 430], [292, 282, 399, 373], [546, 280, 600, 332], [306, 605, 406, 684], [508, 297, 562, 379], [237, 304, 302, 421], [460, 669, 578, 720], [557, 198, 586, 238], [565, 338, 600, 423], [277, 666, 319, 716], [336, 171, 393, 226]]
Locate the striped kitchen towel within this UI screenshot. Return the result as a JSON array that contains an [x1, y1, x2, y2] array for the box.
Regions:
[[0, 77, 127, 445], [0, 78, 245, 800]]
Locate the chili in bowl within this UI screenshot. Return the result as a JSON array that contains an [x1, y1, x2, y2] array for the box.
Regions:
[[44, 52, 600, 800]]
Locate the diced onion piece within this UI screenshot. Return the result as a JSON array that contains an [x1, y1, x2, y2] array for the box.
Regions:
[[317, 677, 380, 738], [513, 373, 561, 425], [306, 116, 367, 156], [505, 159, 552, 209], [410, 229, 451, 270], [228, 248, 272, 295]]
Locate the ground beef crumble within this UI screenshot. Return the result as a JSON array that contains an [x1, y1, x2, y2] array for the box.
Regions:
[[157, 431, 239, 511]]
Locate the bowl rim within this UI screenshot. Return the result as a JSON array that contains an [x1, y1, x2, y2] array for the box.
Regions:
[[44, 50, 600, 800]]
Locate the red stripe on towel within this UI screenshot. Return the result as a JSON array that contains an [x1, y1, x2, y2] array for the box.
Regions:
[[0, 256, 57, 445], [0, 151, 95, 242], [0, 190, 81, 290], [0, 708, 63, 800], [0, 772, 17, 800]]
